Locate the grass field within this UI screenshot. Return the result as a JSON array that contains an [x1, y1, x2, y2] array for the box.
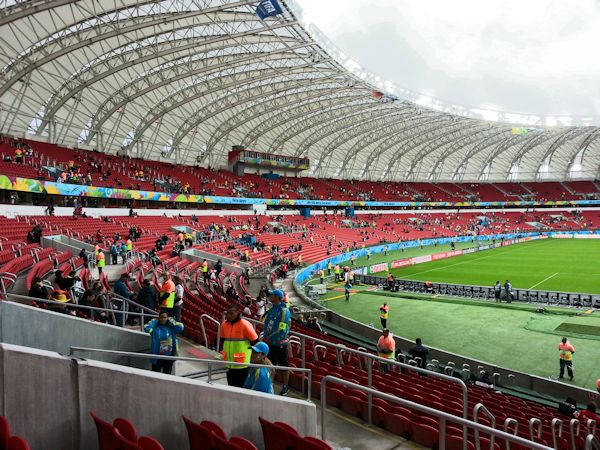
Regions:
[[377, 239, 600, 293], [309, 238, 600, 390], [319, 285, 600, 389]]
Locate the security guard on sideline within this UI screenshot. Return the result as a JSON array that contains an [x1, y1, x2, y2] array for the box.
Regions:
[[558, 337, 575, 381], [380, 302, 389, 328]]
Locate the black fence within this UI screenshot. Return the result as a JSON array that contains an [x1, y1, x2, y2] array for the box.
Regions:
[[354, 274, 600, 308]]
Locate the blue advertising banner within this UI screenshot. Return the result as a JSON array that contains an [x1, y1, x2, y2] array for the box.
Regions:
[[256, 0, 283, 19]]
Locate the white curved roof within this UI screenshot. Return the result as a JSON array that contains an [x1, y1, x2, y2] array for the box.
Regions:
[[1, 0, 599, 182]]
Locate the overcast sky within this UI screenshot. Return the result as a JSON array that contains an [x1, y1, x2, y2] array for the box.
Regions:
[[295, 0, 600, 119]]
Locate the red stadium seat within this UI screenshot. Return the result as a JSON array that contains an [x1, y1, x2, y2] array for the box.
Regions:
[[6, 437, 29, 450], [229, 436, 258, 450], [411, 424, 439, 449], [182, 416, 216, 450], [90, 411, 120, 450], [259, 417, 295, 450], [113, 418, 138, 442], [290, 435, 333, 450], [0, 416, 11, 450], [138, 437, 164, 450]]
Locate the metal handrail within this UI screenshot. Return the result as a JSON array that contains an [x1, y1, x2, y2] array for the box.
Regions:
[[529, 417, 543, 443], [503, 417, 519, 450], [570, 419, 580, 450], [473, 403, 496, 450], [200, 313, 222, 351], [585, 434, 600, 450], [551, 418, 563, 450], [320, 376, 554, 450], [68, 346, 313, 401], [246, 317, 468, 432], [5, 293, 158, 331]]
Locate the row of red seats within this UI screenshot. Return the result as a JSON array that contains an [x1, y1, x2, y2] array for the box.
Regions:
[[91, 411, 331, 450]]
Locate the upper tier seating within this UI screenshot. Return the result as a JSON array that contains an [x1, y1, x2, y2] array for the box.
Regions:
[[1, 136, 598, 203]]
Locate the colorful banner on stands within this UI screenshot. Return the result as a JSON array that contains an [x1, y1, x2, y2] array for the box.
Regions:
[[2, 175, 600, 208]]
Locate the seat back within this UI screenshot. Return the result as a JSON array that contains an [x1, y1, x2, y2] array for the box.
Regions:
[[212, 434, 241, 450], [229, 436, 258, 450], [199, 421, 227, 440], [115, 431, 142, 450], [182, 416, 216, 450], [90, 411, 120, 450], [113, 418, 138, 442], [138, 436, 164, 450], [259, 417, 293, 450], [0, 416, 11, 450], [6, 437, 30, 450], [290, 435, 332, 450]]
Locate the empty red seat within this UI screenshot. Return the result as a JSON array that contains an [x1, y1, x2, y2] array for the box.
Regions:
[[411, 423, 439, 449], [90, 411, 120, 450], [6, 436, 30, 450]]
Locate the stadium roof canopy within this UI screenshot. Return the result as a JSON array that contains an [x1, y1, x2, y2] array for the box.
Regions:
[[1, 0, 599, 182]]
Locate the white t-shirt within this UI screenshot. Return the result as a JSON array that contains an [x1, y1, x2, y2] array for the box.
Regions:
[[175, 284, 184, 305], [257, 299, 266, 316]]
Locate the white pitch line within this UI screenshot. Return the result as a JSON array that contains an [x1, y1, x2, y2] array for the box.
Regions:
[[528, 272, 559, 290]]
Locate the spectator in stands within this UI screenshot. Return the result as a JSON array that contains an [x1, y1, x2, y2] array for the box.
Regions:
[[173, 276, 184, 322], [49, 290, 75, 316], [377, 329, 395, 373], [379, 302, 389, 328], [215, 259, 223, 276], [256, 297, 266, 320], [92, 282, 108, 318], [306, 317, 324, 333], [110, 241, 119, 265], [27, 224, 42, 244], [158, 272, 176, 316], [113, 273, 133, 327], [558, 337, 575, 381], [219, 304, 259, 388], [244, 342, 274, 394], [28, 277, 49, 305], [558, 397, 578, 418], [262, 289, 291, 396], [408, 338, 429, 368], [575, 403, 600, 424], [120, 241, 127, 264], [138, 279, 158, 311], [79, 248, 89, 269], [54, 270, 68, 290], [14, 148, 23, 164], [144, 311, 184, 375]]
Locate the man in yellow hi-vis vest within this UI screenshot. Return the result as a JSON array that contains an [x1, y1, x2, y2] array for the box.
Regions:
[[558, 337, 575, 381], [202, 259, 209, 283], [159, 272, 176, 315], [380, 302, 389, 328], [220, 304, 259, 388], [377, 328, 395, 373]]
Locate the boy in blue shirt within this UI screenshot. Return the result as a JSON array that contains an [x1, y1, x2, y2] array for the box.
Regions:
[[244, 342, 274, 394]]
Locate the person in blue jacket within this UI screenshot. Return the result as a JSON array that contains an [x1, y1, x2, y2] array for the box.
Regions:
[[263, 289, 291, 395], [144, 311, 184, 374], [244, 342, 274, 394]]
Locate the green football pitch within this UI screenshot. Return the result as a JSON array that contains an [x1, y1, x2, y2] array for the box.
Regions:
[[377, 238, 600, 293], [309, 238, 600, 389]]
